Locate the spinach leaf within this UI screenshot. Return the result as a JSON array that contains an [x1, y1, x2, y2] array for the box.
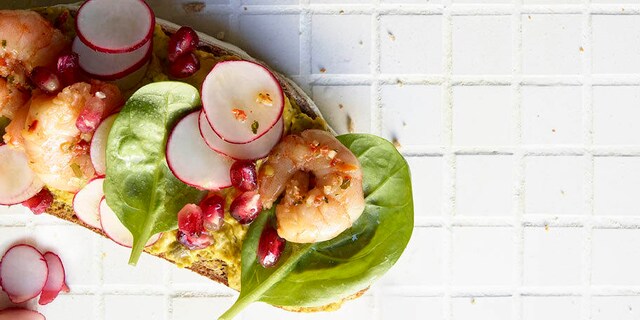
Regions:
[[220, 134, 414, 319], [104, 82, 206, 265]]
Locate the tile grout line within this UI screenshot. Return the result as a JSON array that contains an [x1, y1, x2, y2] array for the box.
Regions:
[[581, 0, 595, 319], [511, 0, 524, 319], [299, 0, 312, 96], [164, 262, 172, 320], [441, 0, 454, 319], [96, 238, 105, 320]]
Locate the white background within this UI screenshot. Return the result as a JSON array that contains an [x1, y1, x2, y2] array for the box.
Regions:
[[2, 0, 640, 319]]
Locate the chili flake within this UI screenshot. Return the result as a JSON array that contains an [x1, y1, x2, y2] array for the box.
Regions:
[[256, 92, 273, 106], [232, 108, 247, 122]]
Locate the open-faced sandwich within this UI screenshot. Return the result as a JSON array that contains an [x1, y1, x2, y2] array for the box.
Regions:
[[0, 0, 414, 318]]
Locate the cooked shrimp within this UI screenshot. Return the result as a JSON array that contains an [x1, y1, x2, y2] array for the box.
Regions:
[[258, 129, 365, 243], [0, 10, 68, 88], [0, 77, 29, 119]]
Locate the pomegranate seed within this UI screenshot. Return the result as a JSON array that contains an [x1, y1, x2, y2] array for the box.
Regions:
[[230, 191, 262, 225], [167, 26, 200, 62], [56, 53, 80, 86], [257, 222, 286, 268], [21, 189, 53, 215], [30, 67, 61, 94], [230, 161, 258, 192], [177, 230, 213, 250], [177, 203, 205, 236], [169, 52, 200, 78], [199, 195, 225, 232]]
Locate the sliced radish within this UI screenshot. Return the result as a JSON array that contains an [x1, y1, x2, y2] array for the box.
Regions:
[[99, 198, 161, 248], [199, 111, 283, 160], [72, 177, 105, 229], [0, 245, 48, 304], [167, 111, 233, 190], [0, 145, 44, 205], [75, 0, 155, 53], [201, 60, 284, 144], [0, 308, 45, 320], [113, 60, 149, 90], [38, 252, 68, 306], [72, 36, 151, 80], [90, 114, 118, 175]]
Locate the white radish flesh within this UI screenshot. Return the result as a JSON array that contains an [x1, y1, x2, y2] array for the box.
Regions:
[[75, 0, 154, 53], [167, 111, 233, 190], [199, 111, 283, 160], [90, 114, 118, 175], [72, 178, 105, 229], [0, 308, 45, 320], [0, 145, 44, 205], [38, 252, 68, 306], [99, 199, 160, 248], [201, 60, 284, 144], [73, 36, 151, 79], [0, 245, 48, 304]]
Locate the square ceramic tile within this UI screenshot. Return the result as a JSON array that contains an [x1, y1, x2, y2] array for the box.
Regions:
[[522, 297, 581, 320], [524, 156, 585, 215], [153, 7, 230, 41], [40, 294, 97, 319], [382, 0, 442, 3], [171, 267, 237, 295], [594, 157, 640, 216], [452, 297, 512, 320], [380, 296, 443, 320], [521, 86, 582, 145], [523, 0, 582, 3], [407, 156, 443, 217], [452, 227, 514, 286], [104, 295, 165, 320], [311, 15, 371, 74], [101, 237, 166, 285], [238, 15, 300, 76], [172, 297, 237, 319], [453, 86, 513, 146], [593, 86, 640, 145], [523, 227, 583, 286], [453, 0, 511, 3], [381, 85, 442, 147], [456, 155, 514, 216], [522, 14, 582, 75], [592, 15, 640, 74], [381, 227, 443, 286], [452, 15, 512, 75], [242, 297, 375, 319], [592, 229, 640, 285], [243, 0, 298, 4], [380, 15, 442, 74], [311, 85, 371, 134], [592, 297, 640, 320]]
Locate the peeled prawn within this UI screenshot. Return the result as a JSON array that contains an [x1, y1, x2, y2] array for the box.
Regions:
[[258, 129, 365, 243], [0, 77, 29, 119], [0, 10, 68, 88]]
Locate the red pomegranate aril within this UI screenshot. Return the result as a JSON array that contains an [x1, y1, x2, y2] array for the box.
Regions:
[[257, 223, 286, 268], [21, 188, 53, 215], [30, 66, 61, 94], [167, 26, 200, 63], [177, 203, 205, 237], [177, 230, 213, 250], [169, 52, 200, 78], [199, 195, 225, 232], [57, 53, 80, 86], [230, 160, 257, 192], [230, 191, 262, 225]]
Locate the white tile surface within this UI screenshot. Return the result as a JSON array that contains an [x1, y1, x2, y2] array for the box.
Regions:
[[2, 0, 640, 319]]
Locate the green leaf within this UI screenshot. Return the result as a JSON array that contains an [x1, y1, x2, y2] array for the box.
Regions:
[[220, 134, 414, 319], [104, 82, 207, 265]]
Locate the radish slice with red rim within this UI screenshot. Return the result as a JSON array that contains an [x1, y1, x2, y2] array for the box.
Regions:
[[72, 37, 151, 80], [0, 145, 44, 205], [75, 0, 154, 53], [0, 308, 45, 320], [199, 111, 283, 161], [0, 245, 48, 304], [99, 198, 161, 248], [90, 114, 118, 175], [38, 252, 68, 306], [167, 111, 233, 190], [73, 177, 105, 229], [201, 60, 284, 144]]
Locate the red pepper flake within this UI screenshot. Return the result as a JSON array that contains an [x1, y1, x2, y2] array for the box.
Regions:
[[232, 108, 247, 122], [27, 120, 38, 132]]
